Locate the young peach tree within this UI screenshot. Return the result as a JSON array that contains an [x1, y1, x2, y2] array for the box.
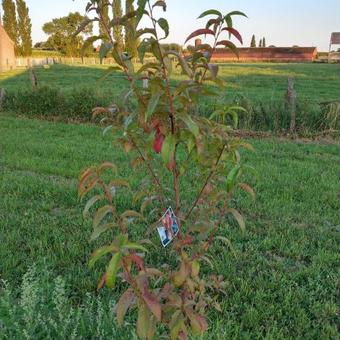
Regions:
[[78, 1, 253, 339]]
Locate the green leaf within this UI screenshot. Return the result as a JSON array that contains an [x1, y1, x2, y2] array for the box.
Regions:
[[93, 205, 113, 229], [117, 289, 136, 327], [99, 42, 113, 62], [81, 35, 103, 57], [137, 0, 148, 24], [153, 1, 166, 11], [106, 252, 122, 288], [165, 51, 193, 78], [161, 134, 176, 164], [89, 245, 116, 268], [74, 17, 94, 36], [226, 10, 248, 18], [122, 243, 148, 253], [226, 163, 241, 192], [121, 210, 144, 220], [198, 9, 222, 19], [191, 260, 200, 277], [83, 195, 102, 218], [158, 18, 169, 39], [90, 223, 115, 242], [136, 303, 150, 339], [145, 91, 161, 122], [178, 113, 199, 137], [227, 208, 245, 232]]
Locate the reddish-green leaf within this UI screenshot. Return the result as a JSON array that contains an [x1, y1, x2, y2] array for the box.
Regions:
[[116, 289, 136, 326], [239, 183, 256, 200], [153, 0, 166, 11], [136, 303, 150, 339], [142, 289, 162, 321], [216, 40, 239, 57], [185, 29, 215, 44], [93, 205, 113, 229], [222, 27, 243, 44], [83, 195, 102, 217], [227, 208, 245, 232]]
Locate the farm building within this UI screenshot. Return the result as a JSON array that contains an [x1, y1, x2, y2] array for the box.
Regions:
[[0, 23, 16, 71], [211, 47, 318, 63]]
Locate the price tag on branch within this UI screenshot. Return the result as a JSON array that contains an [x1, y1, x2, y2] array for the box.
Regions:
[[157, 207, 179, 247]]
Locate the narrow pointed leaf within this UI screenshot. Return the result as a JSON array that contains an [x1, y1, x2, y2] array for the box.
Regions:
[[161, 134, 176, 164], [158, 18, 169, 39], [227, 208, 245, 232], [222, 27, 243, 44], [185, 29, 215, 44], [89, 245, 116, 268], [83, 195, 102, 217], [93, 205, 113, 229], [216, 40, 239, 57], [117, 289, 136, 326], [106, 252, 121, 288], [145, 92, 161, 122], [198, 9, 222, 19], [122, 243, 148, 252]]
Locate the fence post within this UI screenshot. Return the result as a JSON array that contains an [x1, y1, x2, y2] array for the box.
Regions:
[[0, 88, 6, 111], [286, 77, 297, 133]]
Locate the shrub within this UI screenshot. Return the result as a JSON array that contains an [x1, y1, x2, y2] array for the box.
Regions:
[[78, 2, 252, 339], [2, 87, 111, 121]]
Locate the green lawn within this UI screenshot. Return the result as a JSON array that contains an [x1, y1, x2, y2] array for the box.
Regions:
[[0, 114, 339, 338], [1, 63, 340, 104]]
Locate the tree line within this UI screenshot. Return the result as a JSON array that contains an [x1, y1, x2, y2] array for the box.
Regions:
[[2, 0, 32, 56]]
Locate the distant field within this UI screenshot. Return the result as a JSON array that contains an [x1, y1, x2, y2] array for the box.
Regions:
[[0, 115, 339, 338], [1, 63, 339, 104]]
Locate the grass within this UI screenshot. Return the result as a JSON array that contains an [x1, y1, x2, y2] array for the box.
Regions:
[[0, 114, 339, 338], [1, 63, 339, 104]]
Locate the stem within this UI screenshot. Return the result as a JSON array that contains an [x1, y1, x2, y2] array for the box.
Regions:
[[129, 135, 167, 210], [185, 145, 225, 220], [147, 1, 181, 216], [98, 7, 147, 108]]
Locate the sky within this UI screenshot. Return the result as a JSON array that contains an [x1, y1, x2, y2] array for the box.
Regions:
[[18, 0, 340, 51]]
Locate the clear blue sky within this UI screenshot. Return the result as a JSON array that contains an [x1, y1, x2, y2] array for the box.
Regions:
[[23, 0, 340, 51]]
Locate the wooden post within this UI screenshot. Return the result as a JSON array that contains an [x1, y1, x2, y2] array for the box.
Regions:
[[0, 88, 6, 111], [286, 77, 297, 133]]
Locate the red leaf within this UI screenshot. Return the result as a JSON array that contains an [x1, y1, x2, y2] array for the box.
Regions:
[[185, 28, 215, 44], [142, 289, 162, 321], [97, 273, 106, 291], [222, 27, 243, 44], [153, 131, 165, 154], [129, 253, 145, 271]]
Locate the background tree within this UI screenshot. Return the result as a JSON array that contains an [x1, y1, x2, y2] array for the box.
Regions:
[[112, 0, 123, 51], [42, 12, 93, 56], [250, 34, 256, 47], [259, 39, 262, 47], [124, 0, 137, 57], [2, 0, 19, 54], [16, 0, 32, 56], [262, 37, 266, 47]]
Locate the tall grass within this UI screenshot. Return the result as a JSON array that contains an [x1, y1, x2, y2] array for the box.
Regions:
[[0, 266, 131, 339]]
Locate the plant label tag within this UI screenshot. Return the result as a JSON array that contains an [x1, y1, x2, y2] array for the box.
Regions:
[[157, 207, 179, 247]]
